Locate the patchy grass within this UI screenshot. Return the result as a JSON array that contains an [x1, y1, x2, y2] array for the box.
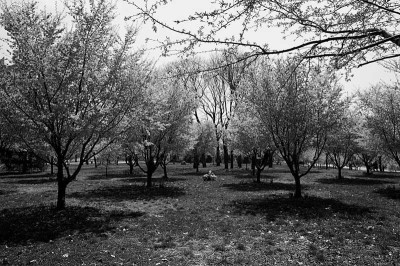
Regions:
[[0, 164, 400, 265]]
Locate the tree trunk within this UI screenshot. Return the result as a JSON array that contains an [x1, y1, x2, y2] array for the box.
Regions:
[[230, 150, 234, 169], [50, 157, 54, 175], [223, 144, 229, 169], [251, 153, 256, 177], [365, 163, 371, 175], [22, 152, 28, 174], [216, 146, 221, 166], [56, 159, 67, 210], [193, 148, 199, 172], [57, 181, 67, 210], [162, 164, 168, 180], [201, 153, 206, 168], [256, 168, 261, 183], [325, 153, 329, 169], [237, 154, 242, 168], [93, 154, 97, 168], [294, 175, 302, 198], [147, 170, 153, 187], [129, 162, 134, 175], [337, 167, 343, 179], [378, 156, 384, 172]]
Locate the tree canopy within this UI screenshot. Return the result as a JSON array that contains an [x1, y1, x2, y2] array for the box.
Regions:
[[128, 0, 400, 68]]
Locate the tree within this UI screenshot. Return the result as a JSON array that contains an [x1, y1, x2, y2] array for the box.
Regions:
[[231, 102, 274, 182], [125, 67, 194, 186], [97, 141, 121, 177], [182, 52, 248, 168], [358, 83, 400, 169], [129, 0, 400, 68], [0, 0, 145, 209], [247, 57, 344, 197], [192, 121, 216, 170], [325, 115, 358, 179], [354, 127, 381, 175]]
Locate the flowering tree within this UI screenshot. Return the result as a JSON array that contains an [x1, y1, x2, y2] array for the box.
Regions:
[[124, 67, 194, 186], [325, 115, 358, 179], [359, 83, 400, 170], [247, 57, 344, 197], [231, 104, 274, 182], [191, 121, 216, 171], [0, 0, 145, 209]]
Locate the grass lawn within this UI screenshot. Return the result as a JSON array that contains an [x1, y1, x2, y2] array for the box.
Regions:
[[1, 163, 400, 265]]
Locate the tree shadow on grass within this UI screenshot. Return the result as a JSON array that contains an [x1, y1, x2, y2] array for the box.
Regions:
[[71, 184, 186, 202], [0, 189, 17, 195], [349, 172, 400, 180], [12, 178, 56, 185], [179, 171, 209, 177], [121, 177, 187, 184], [226, 196, 371, 221], [375, 186, 400, 200], [222, 181, 302, 192], [0, 172, 54, 179], [86, 172, 145, 180], [316, 177, 394, 185], [234, 173, 278, 180], [0, 205, 143, 245]]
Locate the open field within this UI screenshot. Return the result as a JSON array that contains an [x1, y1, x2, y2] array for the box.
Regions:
[[1, 163, 400, 265]]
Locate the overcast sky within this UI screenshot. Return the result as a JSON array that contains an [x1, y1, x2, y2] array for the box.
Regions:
[[0, 0, 397, 93]]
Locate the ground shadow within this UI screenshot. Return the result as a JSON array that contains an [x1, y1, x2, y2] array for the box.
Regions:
[[12, 178, 56, 185], [121, 177, 187, 183], [71, 184, 186, 202], [0, 205, 143, 245], [226, 196, 371, 221], [234, 173, 278, 180], [349, 172, 400, 180], [0, 172, 54, 179], [222, 181, 302, 192], [316, 177, 394, 185], [0, 189, 17, 195], [85, 172, 145, 180], [375, 186, 400, 200]]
